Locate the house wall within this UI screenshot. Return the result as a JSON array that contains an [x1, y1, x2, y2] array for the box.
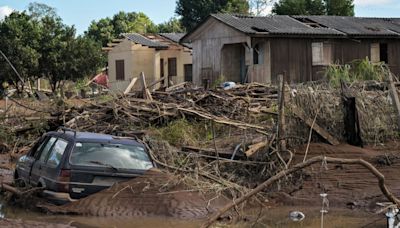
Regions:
[[108, 40, 193, 92], [108, 41, 156, 92], [190, 18, 249, 86], [187, 19, 400, 85], [269, 38, 400, 84], [159, 48, 192, 85]]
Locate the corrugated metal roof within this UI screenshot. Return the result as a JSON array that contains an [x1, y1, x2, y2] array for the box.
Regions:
[[207, 14, 400, 37], [159, 33, 192, 48], [295, 16, 400, 37], [212, 14, 344, 36], [123, 33, 168, 49]]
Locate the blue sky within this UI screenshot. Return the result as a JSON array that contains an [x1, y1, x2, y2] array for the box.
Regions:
[[0, 0, 399, 34]]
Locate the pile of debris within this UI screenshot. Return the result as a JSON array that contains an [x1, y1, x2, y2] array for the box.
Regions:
[[64, 83, 279, 135]]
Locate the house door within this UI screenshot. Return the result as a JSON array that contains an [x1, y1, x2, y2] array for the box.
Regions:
[[221, 43, 245, 83], [184, 64, 193, 82]]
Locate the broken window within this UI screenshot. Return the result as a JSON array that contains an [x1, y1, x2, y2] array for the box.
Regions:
[[115, 60, 125, 81], [253, 43, 264, 65], [312, 42, 332, 66]]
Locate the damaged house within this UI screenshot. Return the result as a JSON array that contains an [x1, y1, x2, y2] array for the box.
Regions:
[[104, 33, 192, 92], [181, 14, 400, 86]]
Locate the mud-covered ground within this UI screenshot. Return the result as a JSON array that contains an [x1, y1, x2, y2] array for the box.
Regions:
[[0, 142, 398, 227]]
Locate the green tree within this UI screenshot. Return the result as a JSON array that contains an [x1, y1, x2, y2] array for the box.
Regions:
[[85, 11, 157, 46], [0, 12, 41, 93], [38, 16, 103, 92], [272, 0, 353, 16], [28, 2, 57, 19], [272, 0, 325, 15], [176, 0, 250, 31], [325, 0, 354, 16], [158, 18, 185, 33]]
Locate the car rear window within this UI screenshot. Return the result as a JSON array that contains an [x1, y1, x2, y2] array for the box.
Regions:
[[70, 142, 153, 170]]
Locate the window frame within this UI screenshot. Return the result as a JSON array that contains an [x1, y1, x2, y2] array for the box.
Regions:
[[168, 58, 177, 77], [115, 59, 125, 81], [312, 42, 332, 66]]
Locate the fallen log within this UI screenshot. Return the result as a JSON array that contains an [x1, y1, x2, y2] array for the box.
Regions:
[[201, 156, 400, 228]]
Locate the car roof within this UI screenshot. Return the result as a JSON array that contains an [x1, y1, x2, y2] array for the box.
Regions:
[[46, 131, 144, 146]]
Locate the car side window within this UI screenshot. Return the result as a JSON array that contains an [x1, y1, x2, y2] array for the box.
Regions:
[[46, 139, 68, 167], [38, 137, 57, 162], [30, 136, 48, 158]]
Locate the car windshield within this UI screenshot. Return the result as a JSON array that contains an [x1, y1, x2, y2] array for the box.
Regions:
[[70, 142, 153, 170]]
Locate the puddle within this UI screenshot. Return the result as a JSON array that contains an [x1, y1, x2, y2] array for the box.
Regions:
[[0, 196, 390, 228]]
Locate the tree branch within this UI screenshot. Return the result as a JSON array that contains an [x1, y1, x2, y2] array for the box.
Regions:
[[201, 156, 400, 228]]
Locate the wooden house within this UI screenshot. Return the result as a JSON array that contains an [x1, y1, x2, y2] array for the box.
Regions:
[[181, 14, 400, 85], [104, 33, 192, 92]]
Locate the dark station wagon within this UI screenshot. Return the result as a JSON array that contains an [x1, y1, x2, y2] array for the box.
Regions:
[[14, 128, 154, 204]]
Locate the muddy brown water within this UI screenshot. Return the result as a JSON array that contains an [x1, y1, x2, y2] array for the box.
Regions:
[[0, 200, 389, 228]]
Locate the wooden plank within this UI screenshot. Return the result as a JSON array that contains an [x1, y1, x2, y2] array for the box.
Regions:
[[389, 72, 400, 130], [277, 74, 287, 151], [123, 77, 138, 95], [292, 106, 340, 146], [147, 76, 166, 89], [245, 141, 268, 157], [140, 72, 153, 101]]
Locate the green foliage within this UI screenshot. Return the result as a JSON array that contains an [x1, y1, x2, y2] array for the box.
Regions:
[[85, 11, 158, 46], [157, 18, 185, 33], [0, 12, 41, 92], [176, 0, 250, 31], [325, 0, 354, 16], [28, 2, 57, 19], [153, 119, 203, 146], [325, 64, 351, 87], [325, 58, 388, 87], [272, 0, 354, 16], [351, 58, 386, 81], [0, 3, 104, 93]]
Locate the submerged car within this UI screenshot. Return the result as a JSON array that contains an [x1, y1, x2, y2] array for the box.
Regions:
[[14, 127, 154, 204]]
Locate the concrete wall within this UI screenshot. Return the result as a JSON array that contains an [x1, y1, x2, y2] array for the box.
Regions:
[[108, 39, 192, 92]]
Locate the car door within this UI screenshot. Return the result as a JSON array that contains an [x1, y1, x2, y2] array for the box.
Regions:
[[41, 138, 69, 191], [30, 136, 57, 186], [16, 135, 48, 181]]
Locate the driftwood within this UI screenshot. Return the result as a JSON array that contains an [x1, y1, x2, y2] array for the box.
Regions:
[[245, 141, 268, 157], [201, 156, 400, 228], [123, 77, 138, 95], [140, 72, 153, 101]]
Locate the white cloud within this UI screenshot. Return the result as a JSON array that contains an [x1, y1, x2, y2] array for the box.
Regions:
[[354, 0, 393, 6], [0, 6, 13, 21]]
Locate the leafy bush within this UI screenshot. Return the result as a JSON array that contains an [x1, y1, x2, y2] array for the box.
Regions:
[[325, 57, 389, 87]]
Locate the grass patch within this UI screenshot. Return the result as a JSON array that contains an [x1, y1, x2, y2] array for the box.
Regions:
[[151, 119, 203, 146], [325, 58, 389, 87]]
